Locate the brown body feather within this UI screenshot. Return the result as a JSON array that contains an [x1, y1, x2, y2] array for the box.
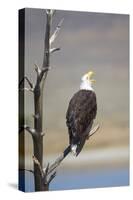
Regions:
[[66, 89, 97, 156]]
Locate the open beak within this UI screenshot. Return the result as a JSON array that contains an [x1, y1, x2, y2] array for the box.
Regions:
[[90, 79, 96, 83], [87, 71, 96, 83]]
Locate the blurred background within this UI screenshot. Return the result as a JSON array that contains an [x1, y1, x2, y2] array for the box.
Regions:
[[19, 8, 129, 191]]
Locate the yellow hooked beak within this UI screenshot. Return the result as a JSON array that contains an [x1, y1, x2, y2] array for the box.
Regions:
[[86, 71, 96, 83]]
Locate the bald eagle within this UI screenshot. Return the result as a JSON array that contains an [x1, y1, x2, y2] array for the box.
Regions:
[[66, 71, 97, 156]]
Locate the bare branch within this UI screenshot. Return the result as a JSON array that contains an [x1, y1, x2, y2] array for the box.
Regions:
[[42, 11, 51, 71], [47, 145, 71, 175], [47, 171, 57, 184], [19, 76, 33, 89], [19, 87, 34, 93], [32, 113, 40, 119], [38, 67, 50, 84], [19, 125, 36, 136], [32, 156, 56, 185], [44, 163, 50, 176], [46, 10, 50, 14], [32, 156, 44, 177], [45, 125, 100, 176], [19, 168, 34, 174], [30, 125, 99, 189], [46, 9, 56, 17], [34, 64, 50, 85], [34, 64, 41, 77], [50, 47, 60, 54], [41, 132, 45, 136], [42, 67, 50, 73], [50, 18, 64, 46], [46, 9, 51, 15], [31, 10, 52, 191], [50, 10, 56, 17], [87, 124, 100, 139]]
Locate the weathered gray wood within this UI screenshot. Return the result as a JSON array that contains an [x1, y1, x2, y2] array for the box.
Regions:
[[32, 9, 51, 191]]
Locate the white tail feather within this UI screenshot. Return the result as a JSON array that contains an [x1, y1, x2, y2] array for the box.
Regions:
[[71, 145, 77, 156]]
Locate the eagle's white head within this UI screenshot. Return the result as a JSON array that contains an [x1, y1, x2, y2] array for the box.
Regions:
[[80, 71, 96, 91]]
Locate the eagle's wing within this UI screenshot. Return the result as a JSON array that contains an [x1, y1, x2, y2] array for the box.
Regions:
[[66, 90, 97, 155]]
